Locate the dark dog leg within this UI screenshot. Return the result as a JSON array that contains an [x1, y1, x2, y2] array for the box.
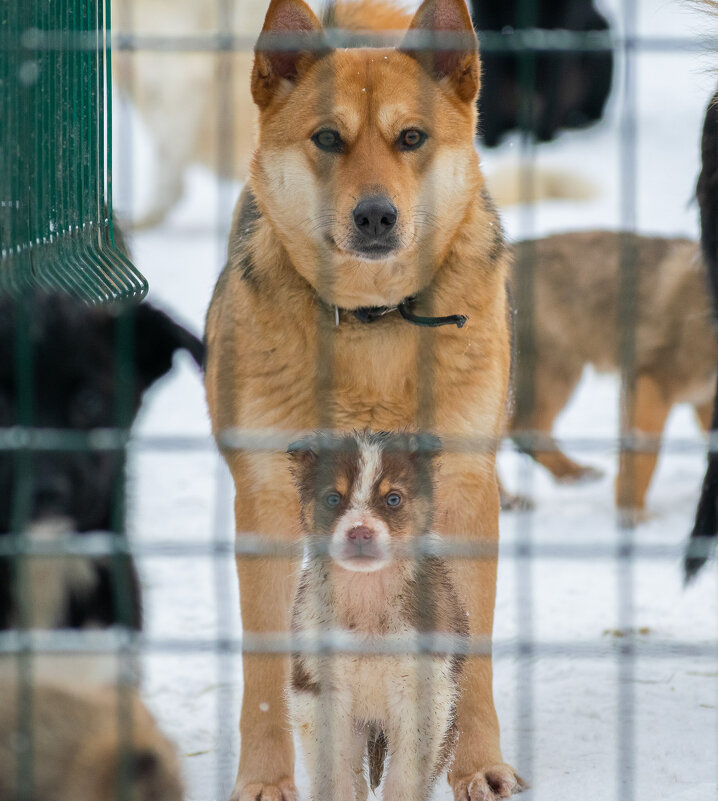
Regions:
[[686, 89, 718, 580]]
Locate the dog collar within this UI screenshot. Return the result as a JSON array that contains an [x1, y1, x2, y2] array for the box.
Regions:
[[334, 296, 467, 329]]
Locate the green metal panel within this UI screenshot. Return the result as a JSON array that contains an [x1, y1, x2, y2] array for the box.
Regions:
[[0, 0, 147, 303]]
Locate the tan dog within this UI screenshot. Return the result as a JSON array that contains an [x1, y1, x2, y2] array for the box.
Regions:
[[508, 231, 717, 515], [204, 0, 521, 799], [0, 678, 183, 801]]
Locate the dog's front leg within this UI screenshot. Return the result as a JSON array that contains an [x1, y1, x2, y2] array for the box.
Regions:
[[438, 465, 526, 801], [229, 455, 301, 801]]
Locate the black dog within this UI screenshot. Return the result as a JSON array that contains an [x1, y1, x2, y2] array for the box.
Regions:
[[0, 293, 204, 628], [470, 0, 613, 147], [686, 89, 718, 580]]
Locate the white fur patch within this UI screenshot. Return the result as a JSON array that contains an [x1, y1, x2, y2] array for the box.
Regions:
[[351, 440, 383, 509], [22, 518, 97, 629]]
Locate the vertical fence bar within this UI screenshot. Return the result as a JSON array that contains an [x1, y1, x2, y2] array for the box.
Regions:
[[617, 1, 638, 799]]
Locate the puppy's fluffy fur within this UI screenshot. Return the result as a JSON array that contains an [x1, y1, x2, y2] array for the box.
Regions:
[[507, 231, 716, 515], [287, 431, 467, 801]]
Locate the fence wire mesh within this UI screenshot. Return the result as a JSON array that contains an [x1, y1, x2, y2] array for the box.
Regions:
[[1, 0, 718, 800]]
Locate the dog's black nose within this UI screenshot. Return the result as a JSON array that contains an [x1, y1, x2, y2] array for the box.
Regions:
[[352, 197, 397, 239]]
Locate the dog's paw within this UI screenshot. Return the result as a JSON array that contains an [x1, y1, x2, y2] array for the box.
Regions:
[[617, 506, 653, 527], [234, 779, 297, 801], [499, 490, 535, 512], [555, 464, 604, 485], [453, 765, 526, 801]]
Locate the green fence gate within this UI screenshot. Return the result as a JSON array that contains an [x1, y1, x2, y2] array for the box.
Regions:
[[0, 0, 147, 302]]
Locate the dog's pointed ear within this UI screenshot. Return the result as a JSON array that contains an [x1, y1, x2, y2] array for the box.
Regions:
[[252, 0, 329, 109], [400, 0, 479, 102]]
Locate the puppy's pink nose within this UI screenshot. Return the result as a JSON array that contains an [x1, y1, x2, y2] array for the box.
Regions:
[[348, 525, 374, 541]]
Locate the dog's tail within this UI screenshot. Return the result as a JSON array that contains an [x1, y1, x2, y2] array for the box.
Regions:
[[484, 163, 597, 207], [686, 88, 718, 582], [367, 725, 387, 791]]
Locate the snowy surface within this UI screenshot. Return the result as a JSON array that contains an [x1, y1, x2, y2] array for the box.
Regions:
[[114, 0, 718, 799]]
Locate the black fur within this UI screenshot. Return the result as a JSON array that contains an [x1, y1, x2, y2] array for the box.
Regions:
[[470, 0, 613, 147], [0, 292, 204, 627], [686, 90, 718, 581]]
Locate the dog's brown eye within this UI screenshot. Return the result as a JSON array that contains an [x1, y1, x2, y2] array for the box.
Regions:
[[312, 130, 344, 153], [397, 128, 427, 151]]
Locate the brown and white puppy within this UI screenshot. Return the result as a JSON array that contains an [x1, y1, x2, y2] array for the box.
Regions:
[[204, 0, 521, 799], [507, 231, 717, 517], [287, 431, 468, 801], [0, 678, 183, 801]]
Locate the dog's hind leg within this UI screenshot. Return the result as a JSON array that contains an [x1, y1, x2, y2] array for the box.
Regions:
[[512, 365, 602, 484], [616, 373, 672, 516]]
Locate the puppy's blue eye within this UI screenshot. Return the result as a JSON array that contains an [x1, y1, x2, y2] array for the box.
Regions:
[[386, 492, 402, 508], [325, 491, 342, 508], [312, 130, 344, 153], [397, 128, 427, 151]]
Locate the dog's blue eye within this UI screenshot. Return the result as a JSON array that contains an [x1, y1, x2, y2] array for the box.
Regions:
[[386, 492, 402, 507], [397, 129, 427, 151], [325, 491, 342, 508], [312, 130, 344, 153]]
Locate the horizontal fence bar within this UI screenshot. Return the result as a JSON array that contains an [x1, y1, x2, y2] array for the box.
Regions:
[[0, 426, 716, 455], [0, 630, 715, 660], [0, 532, 713, 561], [5, 28, 718, 54]]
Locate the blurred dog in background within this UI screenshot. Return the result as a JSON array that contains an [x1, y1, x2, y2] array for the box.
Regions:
[[0, 293, 204, 630], [469, 0, 613, 148], [506, 231, 716, 519], [112, 0, 265, 227], [0, 677, 184, 801]]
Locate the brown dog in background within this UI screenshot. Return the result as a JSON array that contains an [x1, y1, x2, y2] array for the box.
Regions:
[[0, 676, 183, 801], [507, 231, 717, 517], [204, 0, 523, 799]]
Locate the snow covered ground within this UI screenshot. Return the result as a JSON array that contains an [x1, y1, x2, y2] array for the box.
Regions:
[[113, 0, 718, 799]]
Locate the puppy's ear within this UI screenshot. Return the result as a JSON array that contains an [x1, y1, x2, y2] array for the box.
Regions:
[[252, 0, 329, 109], [400, 0, 479, 102], [287, 436, 319, 472], [132, 304, 204, 390], [406, 432, 442, 462]]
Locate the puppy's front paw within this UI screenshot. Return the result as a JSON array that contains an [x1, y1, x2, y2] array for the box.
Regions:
[[453, 765, 526, 801], [234, 779, 297, 801]]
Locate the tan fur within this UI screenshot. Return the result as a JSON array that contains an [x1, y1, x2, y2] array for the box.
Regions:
[[509, 231, 718, 513], [0, 679, 183, 801], [205, 1, 522, 799]]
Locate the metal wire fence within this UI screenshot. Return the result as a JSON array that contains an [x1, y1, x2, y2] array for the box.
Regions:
[[1, 0, 718, 799]]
